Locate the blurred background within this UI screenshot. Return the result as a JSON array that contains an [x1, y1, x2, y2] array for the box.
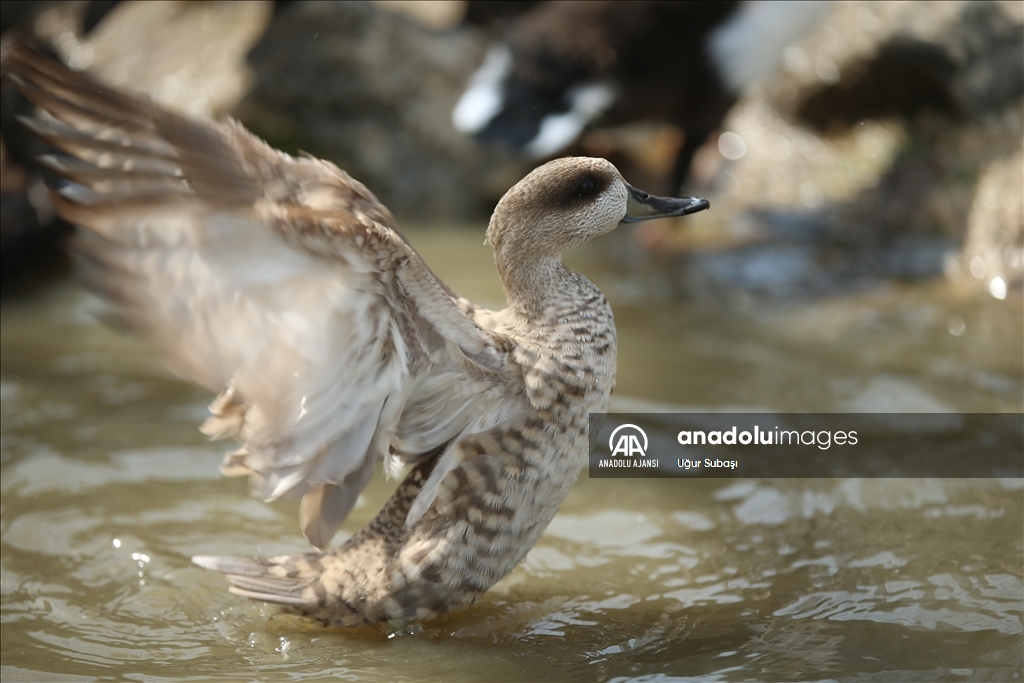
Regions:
[[2, 0, 1021, 407], [3, 0, 1022, 302], [1, 2, 1022, 681]]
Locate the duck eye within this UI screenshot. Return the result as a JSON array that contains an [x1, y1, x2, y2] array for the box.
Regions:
[[579, 179, 597, 196]]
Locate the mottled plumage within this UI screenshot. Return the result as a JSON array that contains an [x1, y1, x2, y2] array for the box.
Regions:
[[4, 42, 708, 627]]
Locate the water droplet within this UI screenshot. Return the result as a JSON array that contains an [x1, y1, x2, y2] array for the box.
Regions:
[[718, 132, 747, 161], [784, 46, 810, 74], [969, 256, 986, 279], [153, 75, 182, 104], [814, 57, 839, 83], [68, 44, 94, 71], [988, 276, 1007, 300]]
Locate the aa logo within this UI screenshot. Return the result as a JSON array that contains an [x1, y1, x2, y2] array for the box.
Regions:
[[608, 424, 648, 457]]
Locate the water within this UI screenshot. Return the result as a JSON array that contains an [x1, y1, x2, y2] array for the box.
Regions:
[[2, 227, 1022, 681]]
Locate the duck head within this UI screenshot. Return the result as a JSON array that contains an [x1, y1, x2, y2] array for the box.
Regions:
[[486, 156, 708, 260], [486, 157, 708, 311]]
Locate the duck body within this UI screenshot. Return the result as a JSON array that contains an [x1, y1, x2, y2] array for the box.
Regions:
[[200, 159, 633, 626], [211, 196, 622, 625], [5, 43, 708, 627], [243, 264, 617, 626]]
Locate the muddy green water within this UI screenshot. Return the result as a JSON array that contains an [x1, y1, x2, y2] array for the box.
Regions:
[[2, 227, 1022, 681]]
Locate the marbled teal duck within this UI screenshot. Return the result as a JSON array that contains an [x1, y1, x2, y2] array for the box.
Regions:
[[5, 43, 708, 626]]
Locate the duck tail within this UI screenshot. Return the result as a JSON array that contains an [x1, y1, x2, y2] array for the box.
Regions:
[[192, 553, 332, 611]]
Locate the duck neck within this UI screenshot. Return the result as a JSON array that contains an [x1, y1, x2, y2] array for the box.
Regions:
[[495, 249, 573, 318]]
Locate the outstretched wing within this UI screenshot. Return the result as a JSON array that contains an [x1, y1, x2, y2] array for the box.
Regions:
[[4, 43, 514, 548]]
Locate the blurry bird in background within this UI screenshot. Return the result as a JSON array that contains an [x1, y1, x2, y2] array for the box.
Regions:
[[453, 0, 828, 193]]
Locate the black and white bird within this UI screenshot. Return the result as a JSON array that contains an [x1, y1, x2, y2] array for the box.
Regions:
[[453, 0, 827, 191]]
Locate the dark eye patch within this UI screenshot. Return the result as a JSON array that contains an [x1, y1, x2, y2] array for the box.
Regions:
[[558, 172, 606, 206]]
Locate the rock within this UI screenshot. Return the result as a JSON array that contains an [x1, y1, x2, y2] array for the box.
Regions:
[[30, 0, 272, 116], [2, 1, 273, 293], [641, 0, 1023, 299], [0, 137, 73, 290], [237, 0, 528, 218], [953, 144, 1024, 296]]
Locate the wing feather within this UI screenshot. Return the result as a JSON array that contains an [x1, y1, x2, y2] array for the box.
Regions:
[[4, 43, 516, 549]]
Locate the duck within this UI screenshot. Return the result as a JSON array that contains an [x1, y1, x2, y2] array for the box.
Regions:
[[4, 41, 708, 627], [453, 0, 827, 191]]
